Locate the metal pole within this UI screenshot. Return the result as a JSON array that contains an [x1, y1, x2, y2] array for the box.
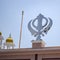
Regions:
[[19, 11, 24, 48]]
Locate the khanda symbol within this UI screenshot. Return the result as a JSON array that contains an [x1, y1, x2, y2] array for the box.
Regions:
[[28, 14, 53, 40]]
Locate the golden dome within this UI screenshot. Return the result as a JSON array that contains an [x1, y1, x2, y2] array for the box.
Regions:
[[0, 32, 2, 35], [6, 34, 13, 43], [6, 38, 13, 43]]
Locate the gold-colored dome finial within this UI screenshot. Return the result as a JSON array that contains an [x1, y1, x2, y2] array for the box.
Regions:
[[0, 32, 2, 35], [6, 34, 13, 43]]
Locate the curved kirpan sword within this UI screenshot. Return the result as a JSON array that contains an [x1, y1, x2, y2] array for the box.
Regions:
[[28, 17, 53, 37], [43, 18, 53, 35], [28, 20, 37, 35]]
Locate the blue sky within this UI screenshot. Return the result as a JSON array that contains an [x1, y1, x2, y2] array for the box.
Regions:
[[0, 0, 60, 48]]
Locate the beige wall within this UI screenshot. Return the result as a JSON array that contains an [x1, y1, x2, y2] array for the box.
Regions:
[[0, 54, 60, 60], [0, 47, 60, 60], [38, 54, 60, 60]]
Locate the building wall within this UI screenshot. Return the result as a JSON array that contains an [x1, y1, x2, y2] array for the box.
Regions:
[[42, 58, 60, 60], [0, 47, 60, 60], [0, 53, 60, 60]]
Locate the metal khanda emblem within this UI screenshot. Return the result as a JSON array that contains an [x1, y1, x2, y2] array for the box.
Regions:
[[28, 14, 53, 40]]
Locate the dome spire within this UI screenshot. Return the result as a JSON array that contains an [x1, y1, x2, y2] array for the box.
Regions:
[[9, 33, 11, 38]]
